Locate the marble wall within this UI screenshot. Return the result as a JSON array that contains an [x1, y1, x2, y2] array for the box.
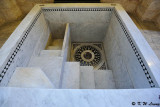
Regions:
[[0, 6, 50, 86], [60, 23, 71, 87], [103, 10, 158, 88], [43, 9, 112, 42], [103, 13, 134, 89], [29, 12, 50, 60], [61, 23, 71, 61]]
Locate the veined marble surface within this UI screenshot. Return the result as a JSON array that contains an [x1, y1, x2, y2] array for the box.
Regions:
[[0, 87, 160, 107], [115, 5, 160, 87]]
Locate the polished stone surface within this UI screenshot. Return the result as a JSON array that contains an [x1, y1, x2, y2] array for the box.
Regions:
[[94, 70, 115, 89], [43, 6, 112, 42], [28, 56, 63, 88], [115, 5, 160, 87], [0, 6, 47, 86], [8, 67, 54, 88], [40, 50, 61, 57], [0, 87, 160, 107], [61, 62, 80, 89], [80, 66, 95, 89]]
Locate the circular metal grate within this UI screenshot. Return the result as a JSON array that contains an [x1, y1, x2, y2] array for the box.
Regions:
[[74, 45, 102, 66]]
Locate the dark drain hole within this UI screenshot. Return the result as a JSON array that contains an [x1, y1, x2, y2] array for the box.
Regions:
[[83, 52, 92, 59]]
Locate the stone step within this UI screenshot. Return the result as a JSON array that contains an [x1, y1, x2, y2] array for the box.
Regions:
[[28, 56, 63, 88], [46, 46, 62, 50], [8, 67, 54, 88], [80, 66, 95, 89], [94, 70, 116, 89], [61, 62, 80, 89], [51, 39, 63, 47], [40, 50, 62, 57], [45, 39, 63, 50]]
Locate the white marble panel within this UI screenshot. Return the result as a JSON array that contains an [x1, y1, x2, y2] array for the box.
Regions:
[[80, 66, 95, 89], [70, 23, 108, 42], [40, 50, 61, 57], [103, 16, 134, 88], [28, 56, 63, 88], [47, 22, 66, 39], [0, 87, 159, 107], [30, 13, 51, 57], [61, 62, 80, 89], [115, 6, 160, 87], [43, 10, 111, 42], [0, 12, 49, 86], [103, 8, 160, 88], [0, 6, 42, 86], [8, 67, 54, 88], [43, 11, 112, 24], [94, 70, 116, 89]]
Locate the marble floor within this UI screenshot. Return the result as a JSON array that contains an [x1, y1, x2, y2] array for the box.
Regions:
[[129, 13, 160, 60]]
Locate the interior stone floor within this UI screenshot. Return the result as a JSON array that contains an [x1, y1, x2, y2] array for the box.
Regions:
[[0, 13, 160, 61]]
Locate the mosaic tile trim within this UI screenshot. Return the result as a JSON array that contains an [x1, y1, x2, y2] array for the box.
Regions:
[[93, 44, 102, 50], [0, 10, 42, 83], [114, 10, 155, 88], [42, 8, 113, 12], [99, 62, 107, 70], [72, 43, 80, 50], [74, 45, 102, 66], [72, 43, 107, 70]]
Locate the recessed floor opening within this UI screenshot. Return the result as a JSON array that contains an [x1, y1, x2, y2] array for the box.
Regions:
[[71, 43, 107, 70]]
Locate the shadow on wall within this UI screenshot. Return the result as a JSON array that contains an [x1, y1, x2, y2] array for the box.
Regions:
[[0, 0, 54, 27]]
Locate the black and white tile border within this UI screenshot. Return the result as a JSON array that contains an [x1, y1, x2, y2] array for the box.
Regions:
[[93, 44, 103, 50], [113, 10, 155, 88], [42, 8, 113, 12], [0, 8, 156, 88], [0, 10, 42, 83], [99, 62, 107, 70]]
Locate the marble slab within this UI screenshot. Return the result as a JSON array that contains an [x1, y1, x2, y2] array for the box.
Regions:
[[80, 66, 95, 89], [115, 5, 160, 87], [0, 87, 159, 107], [8, 67, 54, 89], [40, 50, 61, 57], [28, 56, 63, 88], [61, 62, 80, 89], [94, 70, 116, 89]]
